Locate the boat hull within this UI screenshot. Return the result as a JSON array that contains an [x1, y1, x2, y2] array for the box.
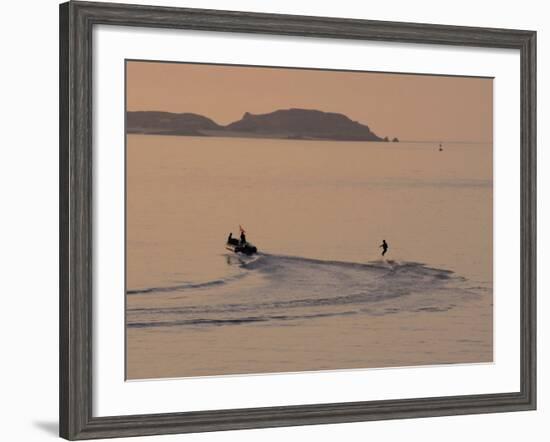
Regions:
[[225, 243, 258, 255]]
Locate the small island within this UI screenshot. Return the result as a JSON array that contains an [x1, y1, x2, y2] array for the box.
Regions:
[[127, 108, 395, 142]]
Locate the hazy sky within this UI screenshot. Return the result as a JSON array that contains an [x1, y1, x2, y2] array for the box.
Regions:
[[126, 60, 493, 143]]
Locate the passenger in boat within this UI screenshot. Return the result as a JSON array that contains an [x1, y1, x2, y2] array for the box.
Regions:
[[238, 225, 248, 245], [227, 233, 239, 246]]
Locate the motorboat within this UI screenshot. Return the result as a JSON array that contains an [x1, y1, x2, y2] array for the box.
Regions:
[[226, 234, 258, 255]]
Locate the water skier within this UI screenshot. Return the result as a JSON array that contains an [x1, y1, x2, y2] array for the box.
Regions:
[[380, 239, 389, 256]]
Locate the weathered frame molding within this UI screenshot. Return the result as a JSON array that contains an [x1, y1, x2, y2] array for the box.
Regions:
[[59, 1, 536, 439]]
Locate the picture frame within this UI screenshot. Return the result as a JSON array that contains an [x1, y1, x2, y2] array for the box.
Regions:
[[59, 1, 536, 439]]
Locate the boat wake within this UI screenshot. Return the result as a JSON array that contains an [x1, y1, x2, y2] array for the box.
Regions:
[[127, 253, 490, 329]]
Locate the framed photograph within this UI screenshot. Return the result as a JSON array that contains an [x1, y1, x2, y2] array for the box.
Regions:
[[59, 1, 536, 439]]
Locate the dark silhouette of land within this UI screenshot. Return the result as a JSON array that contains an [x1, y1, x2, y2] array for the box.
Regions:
[[127, 108, 396, 142], [126, 111, 222, 136]]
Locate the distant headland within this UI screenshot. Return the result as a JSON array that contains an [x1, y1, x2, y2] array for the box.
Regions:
[[126, 108, 398, 142]]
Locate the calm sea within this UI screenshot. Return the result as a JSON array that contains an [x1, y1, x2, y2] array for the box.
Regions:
[[126, 135, 493, 379]]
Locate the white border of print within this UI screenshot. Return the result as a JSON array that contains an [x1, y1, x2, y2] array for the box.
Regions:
[[93, 24, 520, 417]]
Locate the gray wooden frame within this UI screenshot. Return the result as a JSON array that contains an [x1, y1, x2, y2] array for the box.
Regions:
[[59, 1, 537, 439]]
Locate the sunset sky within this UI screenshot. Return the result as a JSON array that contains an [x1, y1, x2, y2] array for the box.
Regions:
[[126, 60, 493, 143]]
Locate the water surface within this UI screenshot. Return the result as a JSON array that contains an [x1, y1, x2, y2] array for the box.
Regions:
[[126, 135, 492, 379]]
